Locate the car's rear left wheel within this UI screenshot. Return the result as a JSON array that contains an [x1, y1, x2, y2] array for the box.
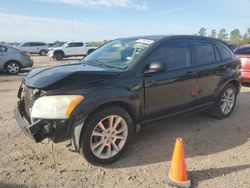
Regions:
[[210, 83, 237, 119], [80, 106, 134, 165]]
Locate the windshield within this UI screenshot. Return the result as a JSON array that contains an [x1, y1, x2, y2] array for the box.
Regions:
[[83, 38, 155, 69]]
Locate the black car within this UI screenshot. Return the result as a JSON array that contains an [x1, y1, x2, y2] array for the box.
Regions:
[[14, 35, 241, 165]]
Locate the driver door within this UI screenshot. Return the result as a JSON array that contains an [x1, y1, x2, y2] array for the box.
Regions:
[[144, 40, 197, 119]]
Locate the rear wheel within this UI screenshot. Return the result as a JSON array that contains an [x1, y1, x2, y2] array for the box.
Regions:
[[39, 50, 47, 56], [5, 61, 21, 74], [210, 84, 237, 119], [80, 106, 134, 165]]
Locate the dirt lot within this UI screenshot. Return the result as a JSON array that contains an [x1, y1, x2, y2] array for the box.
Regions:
[[0, 55, 249, 188]]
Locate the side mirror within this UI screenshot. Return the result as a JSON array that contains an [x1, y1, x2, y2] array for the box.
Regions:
[[145, 61, 166, 74]]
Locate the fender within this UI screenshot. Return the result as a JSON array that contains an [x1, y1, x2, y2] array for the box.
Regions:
[[69, 87, 142, 151], [215, 67, 241, 97]]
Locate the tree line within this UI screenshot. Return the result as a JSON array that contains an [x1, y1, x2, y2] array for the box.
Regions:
[[196, 28, 250, 45]]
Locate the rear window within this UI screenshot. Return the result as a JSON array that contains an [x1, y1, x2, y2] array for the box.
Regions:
[[193, 41, 216, 65], [0, 46, 8, 52], [217, 44, 234, 61]]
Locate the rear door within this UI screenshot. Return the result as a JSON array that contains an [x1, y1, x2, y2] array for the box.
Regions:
[[0, 46, 7, 70], [144, 39, 197, 119], [190, 40, 222, 105], [74, 42, 85, 55]]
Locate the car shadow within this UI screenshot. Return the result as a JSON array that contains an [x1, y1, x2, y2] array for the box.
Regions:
[[0, 182, 28, 188], [106, 91, 250, 169]]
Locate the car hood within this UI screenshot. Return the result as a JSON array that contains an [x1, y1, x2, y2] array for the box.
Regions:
[[24, 62, 120, 89]]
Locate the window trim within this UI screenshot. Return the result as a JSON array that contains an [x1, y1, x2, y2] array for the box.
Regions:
[[143, 39, 192, 73]]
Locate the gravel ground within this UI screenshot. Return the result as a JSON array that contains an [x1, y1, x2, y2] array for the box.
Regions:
[[0, 56, 249, 188]]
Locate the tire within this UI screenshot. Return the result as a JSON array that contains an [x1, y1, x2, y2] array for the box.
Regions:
[[80, 106, 134, 165], [5, 61, 21, 74], [210, 83, 237, 119], [54, 52, 64, 61], [39, 50, 47, 56]]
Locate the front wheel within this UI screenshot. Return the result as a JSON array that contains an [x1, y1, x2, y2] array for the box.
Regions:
[[80, 106, 134, 165], [210, 84, 237, 119], [54, 52, 64, 61]]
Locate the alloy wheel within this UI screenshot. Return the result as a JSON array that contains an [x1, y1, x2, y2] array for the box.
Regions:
[[7, 62, 20, 74], [90, 115, 128, 159], [220, 87, 235, 115]]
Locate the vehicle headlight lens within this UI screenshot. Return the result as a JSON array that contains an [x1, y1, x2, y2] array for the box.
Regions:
[[31, 95, 84, 119]]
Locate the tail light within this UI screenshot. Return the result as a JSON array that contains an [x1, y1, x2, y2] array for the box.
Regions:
[[239, 56, 250, 69], [20, 51, 30, 57]]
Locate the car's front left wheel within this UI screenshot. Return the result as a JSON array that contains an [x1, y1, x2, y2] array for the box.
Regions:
[[80, 106, 134, 165]]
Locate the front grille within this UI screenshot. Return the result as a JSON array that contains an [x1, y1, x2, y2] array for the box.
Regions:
[[20, 85, 41, 123]]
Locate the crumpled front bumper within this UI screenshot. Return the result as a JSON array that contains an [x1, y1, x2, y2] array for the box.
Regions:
[[13, 108, 44, 142]]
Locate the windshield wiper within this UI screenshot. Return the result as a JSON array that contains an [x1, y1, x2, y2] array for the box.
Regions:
[[84, 60, 123, 70]]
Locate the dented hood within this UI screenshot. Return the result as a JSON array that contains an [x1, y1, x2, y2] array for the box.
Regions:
[[24, 62, 120, 88]]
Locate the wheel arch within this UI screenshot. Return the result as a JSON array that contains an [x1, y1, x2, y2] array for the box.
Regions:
[[70, 97, 141, 152], [54, 50, 65, 56], [4, 60, 22, 70]]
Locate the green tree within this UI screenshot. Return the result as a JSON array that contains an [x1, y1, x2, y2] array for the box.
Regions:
[[230, 29, 241, 44], [247, 28, 250, 37], [198, 28, 207, 36], [210, 29, 217, 38], [218, 28, 228, 41]]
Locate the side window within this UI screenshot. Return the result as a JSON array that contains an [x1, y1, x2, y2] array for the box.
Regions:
[[36, 42, 45, 46], [75, 42, 83, 47], [0, 46, 7, 52], [146, 41, 191, 70], [193, 41, 216, 65], [67, 43, 76, 47], [217, 44, 234, 61], [23, 43, 31, 47]]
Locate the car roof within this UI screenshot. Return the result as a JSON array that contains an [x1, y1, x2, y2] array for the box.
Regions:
[[116, 35, 225, 44]]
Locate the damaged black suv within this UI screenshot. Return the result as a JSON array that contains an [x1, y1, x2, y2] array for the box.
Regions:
[[14, 35, 241, 165]]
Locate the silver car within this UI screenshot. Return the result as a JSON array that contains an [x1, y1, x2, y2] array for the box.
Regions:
[[0, 43, 33, 74]]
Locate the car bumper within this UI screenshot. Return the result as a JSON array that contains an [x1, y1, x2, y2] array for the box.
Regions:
[[14, 107, 70, 143], [48, 51, 54, 57], [20, 58, 33, 68], [14, 108, 44, 142], [241, 69, 250, 82]]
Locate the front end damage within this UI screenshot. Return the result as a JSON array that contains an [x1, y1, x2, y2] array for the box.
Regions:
[[14, 83, 71, 143]]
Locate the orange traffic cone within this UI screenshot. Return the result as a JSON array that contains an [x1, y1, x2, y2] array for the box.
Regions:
[[166, 138, 191, 188]]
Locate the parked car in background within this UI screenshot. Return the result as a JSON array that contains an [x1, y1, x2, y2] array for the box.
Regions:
[[14, 35, 240, 165], [234, 45, 250, 82], [16, 42, 48, 56], [47, 41, 97, 60], [0, 43, 33, 74], [48, 42, 65, 51]]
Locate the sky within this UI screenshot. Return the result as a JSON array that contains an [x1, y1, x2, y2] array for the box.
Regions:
[[0, 0, 250, 42]]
